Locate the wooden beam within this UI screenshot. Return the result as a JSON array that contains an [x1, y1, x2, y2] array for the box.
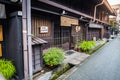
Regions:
[[103, 0, 115, 15], [31, 7, 60, 15], [38, 0, 93, 19]]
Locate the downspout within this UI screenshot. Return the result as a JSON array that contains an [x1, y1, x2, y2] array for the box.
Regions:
[[22, 0, 28, 80], [93, 0, 104, 22], [22, 0, 33, 80], [27, 0, 33, 80]]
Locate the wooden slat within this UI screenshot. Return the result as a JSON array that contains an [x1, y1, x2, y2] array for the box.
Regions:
[[32, 16, 51, 37]]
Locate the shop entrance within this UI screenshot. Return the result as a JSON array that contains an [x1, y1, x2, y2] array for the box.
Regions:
[[54, 26, 71, 50]]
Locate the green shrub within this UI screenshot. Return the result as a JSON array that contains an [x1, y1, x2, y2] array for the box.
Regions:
[[43, 47, 64, 67], [0, 59, 16, 79], [89, 41, 96, 46], [78, 41, 96, 51]]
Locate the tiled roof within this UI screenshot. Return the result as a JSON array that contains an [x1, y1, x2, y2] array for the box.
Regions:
[[32, 37, 47, 45]]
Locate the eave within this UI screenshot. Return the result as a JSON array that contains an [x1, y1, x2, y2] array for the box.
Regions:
[[103, 0, 115, 15], [38, 0, 93, 19], [37, 0, 110, 25]]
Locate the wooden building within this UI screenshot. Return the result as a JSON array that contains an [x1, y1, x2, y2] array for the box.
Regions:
[[0, 0, 24, 80], [29, 0, 115, 76], [31, 0, 115, 75], [31, 0, 115, 49], [0, 0, 115, 79]]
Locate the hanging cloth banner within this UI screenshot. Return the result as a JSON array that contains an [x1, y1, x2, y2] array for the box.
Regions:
[[0, 3, 6, 19]]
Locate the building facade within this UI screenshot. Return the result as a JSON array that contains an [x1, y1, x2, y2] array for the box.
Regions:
[[0, 0, 115, 80], [31, 0, 115, 49], [111, 4, 120, 31], [31, 0, 115, 77]]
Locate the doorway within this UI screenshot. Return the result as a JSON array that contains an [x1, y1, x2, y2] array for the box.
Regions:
[[54, 26, 71, 50]]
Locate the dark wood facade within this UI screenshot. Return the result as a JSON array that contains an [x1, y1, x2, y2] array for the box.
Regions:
[[31, 0, 113, 74], [0, 0, 112, 79], [0, 0, 114, 79], [32, 15, 52, 38], [32, 0, 114, 43], [31, 0, 115, 51], [31, 11, 72, 50]]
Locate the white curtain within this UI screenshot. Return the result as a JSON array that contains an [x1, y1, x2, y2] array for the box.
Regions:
[[0, 3, 6, 19]]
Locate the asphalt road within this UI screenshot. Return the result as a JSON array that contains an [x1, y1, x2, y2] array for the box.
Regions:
[[67, 36, 120, 80]]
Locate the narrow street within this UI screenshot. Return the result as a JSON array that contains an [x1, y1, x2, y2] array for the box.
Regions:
[[67, 36, 120, 80]]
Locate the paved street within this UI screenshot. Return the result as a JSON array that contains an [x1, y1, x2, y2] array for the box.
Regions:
[[67, 36, 120, 80]]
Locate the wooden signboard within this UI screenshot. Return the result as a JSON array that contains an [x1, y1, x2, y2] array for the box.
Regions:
[[0, 44, 2, 57], [0, 25, 3, 41], [70, 18, 79, 25], [61, 16, 78, 26], [39, 26, 48, 33]]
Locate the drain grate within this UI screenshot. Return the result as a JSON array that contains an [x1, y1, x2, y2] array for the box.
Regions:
[[66, 50, 75, 55]]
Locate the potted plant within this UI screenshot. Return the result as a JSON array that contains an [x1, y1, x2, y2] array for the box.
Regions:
[[74, 44, 80, 52], [78, 41, 96, 52], [43, 47, 64, 69], [0, 59, 16, 80]]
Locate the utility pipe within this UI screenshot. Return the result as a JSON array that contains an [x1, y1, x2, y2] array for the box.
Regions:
[[22, 0, 33, 80], [26, 0, 33, 79], [22, 0, 28, 80], [93, 0, 104, 22]]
